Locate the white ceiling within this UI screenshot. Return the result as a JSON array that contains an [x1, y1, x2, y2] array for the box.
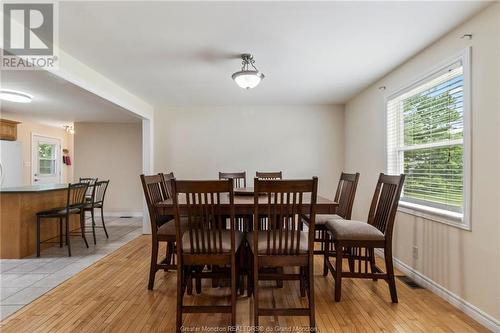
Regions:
[[0, 70, 141, 126], [58, 1, 489, 108]]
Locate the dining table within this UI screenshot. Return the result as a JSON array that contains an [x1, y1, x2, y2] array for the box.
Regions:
[[156, 187, 338, 216], [155, 186, 338, 288]]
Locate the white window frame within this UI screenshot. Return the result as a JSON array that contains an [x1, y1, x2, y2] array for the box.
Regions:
[[385, 48, 471, 230]]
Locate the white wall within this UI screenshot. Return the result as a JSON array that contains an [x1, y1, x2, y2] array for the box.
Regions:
[[154, 105, 344, 199], [0, 112, 74, 185], [344, 3, 500, 326], [74, 122, 143, 215]]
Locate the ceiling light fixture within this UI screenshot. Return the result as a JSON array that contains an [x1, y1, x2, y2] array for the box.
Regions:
[[63, 125, 75, 134], [0, 89, 33, 103], [232, 54, 265, 89]]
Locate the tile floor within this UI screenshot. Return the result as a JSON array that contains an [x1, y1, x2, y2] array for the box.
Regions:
[[0, 216, 143, 320]]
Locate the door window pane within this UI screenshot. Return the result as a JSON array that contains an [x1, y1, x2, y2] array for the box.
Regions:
[[38, 143, 56, 175]]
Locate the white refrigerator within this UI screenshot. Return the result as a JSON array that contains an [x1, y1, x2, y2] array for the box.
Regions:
[[0, 140, 23, 188]]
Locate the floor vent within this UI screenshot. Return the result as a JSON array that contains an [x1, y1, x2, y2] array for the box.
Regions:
[[120, 216, 133, 218], [398, 276, 423, 289]]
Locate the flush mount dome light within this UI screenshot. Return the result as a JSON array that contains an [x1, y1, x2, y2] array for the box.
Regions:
[[0, 89, 33, 103], [232, 54, 265, 89]]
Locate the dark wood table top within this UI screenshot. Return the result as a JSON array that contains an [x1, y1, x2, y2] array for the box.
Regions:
[[156, 188, 338, 215]]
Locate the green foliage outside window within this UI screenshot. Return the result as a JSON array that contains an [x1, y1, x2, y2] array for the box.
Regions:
[[38, 143, 55, 175], [401, 83, 464, 211]]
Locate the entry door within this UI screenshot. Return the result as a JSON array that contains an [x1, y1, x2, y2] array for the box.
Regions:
[[32, 135, 62, 184]]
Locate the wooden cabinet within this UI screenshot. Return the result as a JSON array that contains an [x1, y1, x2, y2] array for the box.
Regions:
[[0, 119, 20, 141]]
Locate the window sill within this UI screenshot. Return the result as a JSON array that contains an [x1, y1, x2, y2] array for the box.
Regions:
[[397, 201, 470, 231]]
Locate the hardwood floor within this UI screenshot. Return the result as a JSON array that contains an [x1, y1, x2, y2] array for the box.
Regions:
[[0, 235, 488, 332]]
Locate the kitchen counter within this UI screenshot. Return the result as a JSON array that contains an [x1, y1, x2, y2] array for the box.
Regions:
[[0, 183, 68, 193], [0, 183, 80, 258]]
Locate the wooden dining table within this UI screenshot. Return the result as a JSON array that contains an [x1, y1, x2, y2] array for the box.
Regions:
[[156, 187, 338, 216]]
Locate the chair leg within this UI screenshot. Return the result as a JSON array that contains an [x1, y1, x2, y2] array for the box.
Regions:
[[369, 248, 378, 281], [299, 266, 306, 297], [323, 232, 330, 277], [247, 253, 254, 297], [79, 212, 89, 248], [195, 266, 202, 294], [65, 217, 72, 257], [101, 206, 109, 238], [148, 240, 159, 290], [236, 249, 244, 296], [253, 253, 259, 329], [231, 255, 237, 327], [164, 242, 173, 271], [211, 265, 218, 288], [176, 261, 184, 333], [334, 242, 343, 302], [308, 257, 316, 330], [36, 216, 41, 257], [347, 247, 355, 272], [90, 208, 97, 245], [59, 217, 63, 247], [384, 246, 398, 303], [187, 271, 193, 295], [276, 267, 284, 288]]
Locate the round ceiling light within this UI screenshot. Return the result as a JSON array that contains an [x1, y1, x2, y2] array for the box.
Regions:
[[0, 89, 33, 103], [232, 54, 265, 89]]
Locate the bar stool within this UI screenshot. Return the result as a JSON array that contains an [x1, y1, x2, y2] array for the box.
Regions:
[[83, 180, 110, 244], [36, 182, 89, 257], [79, 177, 98, 201]]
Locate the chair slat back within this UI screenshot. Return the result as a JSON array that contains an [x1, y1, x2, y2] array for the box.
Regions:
[[140, 174, 169, 233], [67, 183, 89, 208], [92, 180, 109, 204], [333, 172, 360, 219], [367, 173, 405, 238], [253, 177, 318, 255], [173, 179, 235, 255], [219, 172, 246, 188], [256, 171, 282, 180], [79, 177, 98, 196], [161, 172, 175, 198]]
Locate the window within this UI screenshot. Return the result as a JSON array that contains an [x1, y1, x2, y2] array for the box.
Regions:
[[38, 143, 57, 175], [386, 49, 470, 228]]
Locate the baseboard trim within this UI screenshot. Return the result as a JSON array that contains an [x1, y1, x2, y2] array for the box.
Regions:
[[375, 249, 499, 332], [93, 211, 143, 218]]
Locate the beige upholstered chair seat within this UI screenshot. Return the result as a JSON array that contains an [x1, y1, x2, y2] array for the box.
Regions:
[[315, 214, 343, 225], [326, 219, 384, 241], [181, 230, 243, 252], [303, 214, 343, 225], [247, 231, 310, 254], [157, 217, 188, 237]]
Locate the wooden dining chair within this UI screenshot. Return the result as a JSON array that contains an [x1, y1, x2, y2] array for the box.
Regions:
[[254, 172, 283, 285], [141, 173, 186, 290], [219, 171, 246, 188], [220, 171, 248, 232], [172, 179, 243, 332], [308, 172, 359, 255], [83, 180, 110, 244], [249, 177, 318, 329], [161, 172, 175, 198], [36, 183, 89, 257], [323, 173, 405, 303], [256, 171, 282, 179]]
